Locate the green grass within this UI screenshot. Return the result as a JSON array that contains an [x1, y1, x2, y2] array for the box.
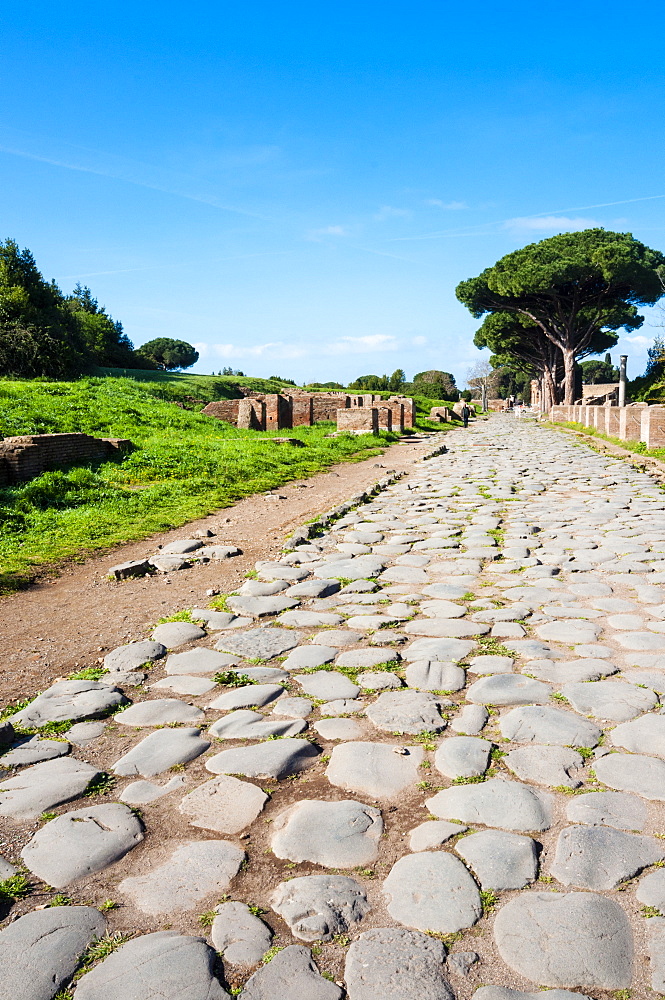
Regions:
[[0, 376, 399, 592]]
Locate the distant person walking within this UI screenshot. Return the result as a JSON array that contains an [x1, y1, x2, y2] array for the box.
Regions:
[[461, 402, 471, 428]]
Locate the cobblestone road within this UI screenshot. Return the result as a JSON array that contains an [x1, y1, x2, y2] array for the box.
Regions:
[[3, 414, 665, 999]]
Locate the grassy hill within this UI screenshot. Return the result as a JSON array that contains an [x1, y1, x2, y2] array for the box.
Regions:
[[0, 376, 399, 592], [91, 366, 298, 406]]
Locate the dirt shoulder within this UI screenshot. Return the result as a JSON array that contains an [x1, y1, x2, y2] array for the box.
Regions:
[[0, 432, 443, 703]]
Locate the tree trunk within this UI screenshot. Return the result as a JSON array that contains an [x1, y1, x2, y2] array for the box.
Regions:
[[563, 348, 576, 405], [541, 368, 556, 411]]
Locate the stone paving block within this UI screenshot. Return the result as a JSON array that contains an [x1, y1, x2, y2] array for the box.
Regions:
[[118, 839, 244, 914], [405, 660, 465, 691], [344, 926, 452, 1000], [0, 756, 100, 820], [450, 704, 489, 734], [272, 874, 370, 941], [409, 819, 467, 851], [104, 639, 166, 672], [434, 736, 491, 779], [271, 799, 383, 867], [366, 690, 446, 733], [119, 775, 185, 805], [336, 648, 401, 668], [150, 674, 216, 695], [499, 705, 601, 747], [591, 752, 665, 799], [114, 697, 204, 726], [455, 829, 538, 889], [73, 930, 229, 999], [208, 683, 284, 710], [22, 803, 144, 887], [467, 674, 551, 705], [427, 778, 552, 831], [637, 869, 665, 910], [610, 714, 665, 757], [549, 824, 664, 888], [279, 610, 343, 627], [314, 555, 386, 580], [504, 745, 583, 788], [282, 645, 338, 669], [165, 647, 238, 674], [211, 900, 273, 965], [112, 727, 209, 776], [242, 944, 342, 999], [12, 680, 126, 728], [272, 696, 312, 717], [151, 621, 206, 647], [297, 671, 360, 699], [0, 734, 70, 767], [566, 789, 648, 830], [208, 709, 306, 740], [382, 851, 482, 933], [467, 655, 514, 674], [561, 679, 658, 721], [403, 637, 476, 661], [227, 595, 300, 617], [206, 738, 319, 778], [493, 891, 633, 988], [326, 741, 423, 798], [314, 717, 364, 739], [0, 905, 106, 1000], [215, 628, 304, 659], [178, 774, 268, 833], [357, 670, 402, 689]]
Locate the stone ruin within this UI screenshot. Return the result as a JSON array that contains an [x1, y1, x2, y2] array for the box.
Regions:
[[0, 433, 132, 487], [202, 391, 416, 435]]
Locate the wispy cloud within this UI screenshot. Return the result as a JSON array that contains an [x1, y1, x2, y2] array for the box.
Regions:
[[205, 341, 307, 360], [373, 205, 412, 221], [426, 199, 468, 210], [325, 334, 398, 355], [306, 224, 351, 241], [503, 215, 599, 234], [624, 335, 652, 346], [412, 335, 427, 346]]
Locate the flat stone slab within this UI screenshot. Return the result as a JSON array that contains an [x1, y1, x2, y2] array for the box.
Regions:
[[227, 595, 300, 618], [151, 621, 206, 647], [366, 690, 446, 734], [637, 869, 665, 910], [549, 824, 664, 888], [409, 820, 468, 851], [272, 874, 370, 941], [594, 751, 665, 800], [280, 610, 343, 627], [115, 698, 204, 726], [336, 648, 401, 668], [526, 658, 617, 683], [455, 829, 538, 889], [209, 709, 306, 740], [258, 562, 311, 581], [216, 628, 303, 659], [12, 680, 126, 728], [272, 696, 312, 718], [297, 671, 360, 700], [0, 734, 70, 767], [0, 756, 100, 820], [119, 839, 244, 914], [285, 579, 341, 598], [0, 905, 106, 1000], [474, 989, 592, 1000], [616, 630, 665, 650], [493, 891, 633, 988], [314, 555, 386, 580], [427, 778, 552, 832], [271, 799, 383, 867], [536, 620, 602, 644], [467, 655, 514, 674], [405, 661, 465, 691], [179, 774, 267, 833], [211, 901, 273, 965], [21, 803, 144, 887], [320, 698, 366, 715], [206, 738, 319, 778], [504, 745, 583, 789], [610, 714, 665, 757], [561, 679, 658, 721], [434, 736, 491, 779], [344, 926, 453, 1000], [190, 608, 239, 628], [310, 629, 362, 647], [162, 538, 204, 553], [242, 944, 342, 1000], [165, 648, 238, 674], [504, 639, 563, 660], [357, 670, 402, 690], [326, 741, 423, 798], [404, 619, 489, 637], [403, 637, 476, 662], [73, 930, 229, 1000], [104, 639, 166, 672], [314, 718, 364, 739], [382, 851, 482, 933], [282, 645, 338, 669], [423, 583, 471, 600], [119, 775, 185, 805], [467, 674, 551, 706], [566, 789, 648, 830], [499, 706, 601, 747], [208, 683, 284, 710], [150, 674, 217, 695], [112, 727, 209, 776], [450, 704, 489, 735]]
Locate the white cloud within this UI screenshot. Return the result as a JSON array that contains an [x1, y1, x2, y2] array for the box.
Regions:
[[324, 334, 399, 356], [306, 224, 351, 241], [625, 335, 652, 346], [503, 215, 600, 234], [426, 199, 468, 210], [209, 341, 307, 360], [412, 335, 427, 346], [373, 205, 412, 221]]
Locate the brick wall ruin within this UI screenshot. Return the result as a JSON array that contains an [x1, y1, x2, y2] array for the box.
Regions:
[[0, 434, 132, 487], [549, 403, 665, 450], [201, 391, 414, 434]]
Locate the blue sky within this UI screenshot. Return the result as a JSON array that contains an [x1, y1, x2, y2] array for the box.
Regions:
[[2, 1, 665, 386]]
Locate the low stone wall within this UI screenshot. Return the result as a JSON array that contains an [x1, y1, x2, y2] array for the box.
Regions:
[[336, 407, 379, 435], [549, 403, 665, 449], [0, 433, 132, 486]]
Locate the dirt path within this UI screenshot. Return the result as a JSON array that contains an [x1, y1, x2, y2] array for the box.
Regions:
[[0, 433, 440, 703]]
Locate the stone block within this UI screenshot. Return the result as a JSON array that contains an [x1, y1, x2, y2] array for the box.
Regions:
[[620, 403, 647, 441], [641, 406, 665, 449], [337, 408, 379, 435]]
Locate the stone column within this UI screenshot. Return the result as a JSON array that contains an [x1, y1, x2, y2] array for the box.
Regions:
[[619, 355, 628, 407]]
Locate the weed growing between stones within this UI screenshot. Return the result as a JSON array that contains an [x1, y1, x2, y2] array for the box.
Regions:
[[213, 671, 256, 686], [0, 874, 32, 902], [474, 637, 514, 657], [262, 945, 284, 963], [68, 667, 109, 681], [73, 932, 132, 981], [85, 772, 116, 797], [40, 811, 58, 822], [46, 894, 73, 907], [155, 609, 204, 625], [198, 910, 217, 927], [480, 890, 499, 913], [99, 899, 118, 911]]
